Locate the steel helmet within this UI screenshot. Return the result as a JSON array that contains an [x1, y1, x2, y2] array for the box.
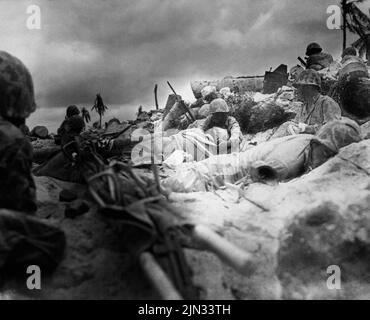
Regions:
[[198, 103, 210, 118], [306, 42, 323, 56], [209, 98, 229, 114], [315, 118, 362, 153], [294, 69, 322, 88], [342, 47, 357, 58], [0, 51, 36, 119], [201, 85, 217, 99], [66, 105, 80, 118]]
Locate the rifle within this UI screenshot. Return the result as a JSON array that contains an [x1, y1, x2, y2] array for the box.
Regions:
[[167, 81, 196, 122], [298, 56, 307, 68]]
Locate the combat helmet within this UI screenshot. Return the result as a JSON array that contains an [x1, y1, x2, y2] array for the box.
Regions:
[[66, 105, 80, 118], [209, 98, 229, 114], [294, 69, 322, 88], [315, 118, 362, 153], [306, 42, 323, 56], [342, 47, 357, 58], [0, 51, 36, 119]]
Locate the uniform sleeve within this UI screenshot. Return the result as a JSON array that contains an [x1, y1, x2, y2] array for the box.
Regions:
[[294, 108, 304, 123], [202, 116, 213, 132], [228, 117, 242, 141], [322, 97, 341, 124], [0, 138, 37, 214]]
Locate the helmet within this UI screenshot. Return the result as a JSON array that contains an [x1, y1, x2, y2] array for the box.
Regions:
[[198, 103, 210, 118], [201, 85, 217, 99], [209, 98, 229, 114], [342, 47, 357, 58], [315, 118, 362, 153], [294, 69, 322, 88], [289, 65, 304, 82], [306, 43, 322, 56], [66, 105, 80, 118], [0, 51, 36, 119]]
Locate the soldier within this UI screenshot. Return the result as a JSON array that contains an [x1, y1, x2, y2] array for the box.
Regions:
[[0, 51, 37, 214], [290, 69, 342, 135], [0, 51, 65, 276], [201, 98, 242, 151], [305, 42, 334, 71], [55, 105, 85, 146]]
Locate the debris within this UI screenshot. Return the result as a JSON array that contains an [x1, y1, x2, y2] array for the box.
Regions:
[[263, 64, 289, 94], [163, 94, 182, 119], [191, 76, 264, 99], [59, 189, 78, 202], [65, 200, 90, 219]]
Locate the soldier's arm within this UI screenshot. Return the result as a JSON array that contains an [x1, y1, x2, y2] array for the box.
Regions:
[[322, 97, 341, 123], [228, 117, 242, 142], [0, 139, 37, 214], [202, 116, 212, 132]]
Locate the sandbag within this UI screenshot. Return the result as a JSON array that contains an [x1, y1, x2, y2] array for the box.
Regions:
[[0, 209, 65, 275]]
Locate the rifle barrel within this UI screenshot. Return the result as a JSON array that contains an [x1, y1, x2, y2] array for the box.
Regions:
[[298, 56, 307, 67], [167, 81, 195, 122], [167, 81, 178, 97]]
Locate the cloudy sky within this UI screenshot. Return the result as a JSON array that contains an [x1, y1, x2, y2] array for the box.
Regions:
[[0, 0, 369, 129]]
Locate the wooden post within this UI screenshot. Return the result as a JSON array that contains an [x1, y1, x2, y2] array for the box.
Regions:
[[154, 84, 159, 110], [342, 0, 347, 52]]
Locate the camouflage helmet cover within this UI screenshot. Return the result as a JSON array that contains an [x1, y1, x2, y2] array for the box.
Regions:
[[0, 51, 36, 119], [315, 118, 362, 153], [294, 69, 322, 88], [209, 98, 229, 114]]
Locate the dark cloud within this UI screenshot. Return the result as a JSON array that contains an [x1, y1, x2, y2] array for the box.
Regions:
[[2, 0, 368, 111]]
